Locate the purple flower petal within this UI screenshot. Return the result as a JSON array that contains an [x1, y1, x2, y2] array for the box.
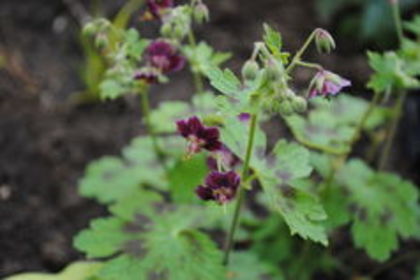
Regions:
[[145, 40, 185, 74], [195, 185, 214, 201], [198, 171, 241, 204], [176, 116, 222, 154], [238, 113, 251, 122]]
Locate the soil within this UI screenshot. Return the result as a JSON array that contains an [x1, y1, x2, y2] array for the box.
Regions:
[[0, 0, 419, 279]]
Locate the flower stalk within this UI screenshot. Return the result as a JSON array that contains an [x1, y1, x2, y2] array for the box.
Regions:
[[285, 30, 317, 74], [223, 113, 258, 265]]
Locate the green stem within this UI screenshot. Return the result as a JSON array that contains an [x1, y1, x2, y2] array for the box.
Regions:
[[295, 60, 323, 71], [378, 90, 407, 171], [140, 89, 169, 175], [188, 30, 204, 94], [293, 134, 348, 156], [391, 0, 404, 44], [378, 0, 406, 170], [223, 113, 258, 266], [285, 30, 317, 74]]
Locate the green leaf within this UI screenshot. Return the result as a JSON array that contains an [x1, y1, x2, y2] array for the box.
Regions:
[[284, 95, 389, 154], [149, 93, 218, 133], [263, 23, 282, 54], [228, 252, 284, 280], [205, 67, 241, 98], [168, 154, 209, 203], [79, 136, 171, 204], [367, 51, 419, 93], [404, 15, 420, 36], [183, 42, 231, 77], [337, 159, 419, 261], [250, 214, 293, 264], [4, 262, 103, 280], [124, 28, 148, 60], [99, 79, 126, 100], [400, 39, 420, 76], [256, 140, 328, 245], [75, 191, 225, 280], [74, 217, 130, 258], [97, 230, 224, 280]]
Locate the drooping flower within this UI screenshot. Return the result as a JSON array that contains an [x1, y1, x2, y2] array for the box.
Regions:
[[145, 40, 185, 73], [176, 116, 222, 155], [196, 171, 240, 204], [143, 0, 174, 20], [308, 70, 351, 98], [207, 145, 240, 171], [314, 28, 336, 54]]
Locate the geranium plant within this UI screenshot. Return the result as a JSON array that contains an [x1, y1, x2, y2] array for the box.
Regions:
[[6, 0, 420, 279]]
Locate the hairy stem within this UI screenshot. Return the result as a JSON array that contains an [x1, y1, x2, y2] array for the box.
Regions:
[[188, 30, 204, 94], [223, 113, 258, 265]]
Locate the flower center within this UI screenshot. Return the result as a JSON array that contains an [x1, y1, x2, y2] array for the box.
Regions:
[[187, 135, 206, 155]]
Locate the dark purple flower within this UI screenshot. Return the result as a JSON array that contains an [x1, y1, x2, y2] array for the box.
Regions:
[[308, 70, 351, 98], [146, 40, 185, 73], [196, 171, 240, 204], [134, 68, 160, 84], [176, 116, 222, 155], [145, 0, 173, 20], [207, 146, 240, 171]]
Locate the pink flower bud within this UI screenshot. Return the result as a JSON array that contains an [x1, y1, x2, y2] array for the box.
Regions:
[[314, 28, 336, 54]]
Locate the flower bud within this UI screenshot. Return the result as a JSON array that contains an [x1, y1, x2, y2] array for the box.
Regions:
[[193, 3, 210, 24], [314, 28, 336, 54], [278, 100, 294, 116], [82, 22, 97, 37], [291, 96, 308, 113], [265, 59, 283, 81], [241, 60, 259, 81], [284, 88, 296, 100], [174, 24, 187, 40], [160, 23, 173, 38], [94, 33, 108, 49]]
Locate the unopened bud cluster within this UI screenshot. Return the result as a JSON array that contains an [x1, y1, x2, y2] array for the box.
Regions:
[[240, 45, 308, 116], [82, 19, 112, 50], [150, 0, 210, 41]]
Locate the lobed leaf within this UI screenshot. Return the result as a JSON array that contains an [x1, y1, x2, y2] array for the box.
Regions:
[[75, 190, 225, 280], [285, 95, 390, 154], [337, 159, 419, 261], [367, 51, 419, 93], [205, 67, 242, 98], [4, 262, 103, 280], [256, 141, 328, 245], [149, 93, 218, 134], [79, 136, 178, 204]]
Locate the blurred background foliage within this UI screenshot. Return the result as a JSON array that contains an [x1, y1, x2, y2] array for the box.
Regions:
[[316, 0, 420, 48]]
